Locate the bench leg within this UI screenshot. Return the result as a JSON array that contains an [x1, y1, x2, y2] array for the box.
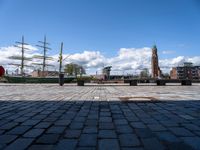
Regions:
[[157, 80, 166, 86], [130, 80, 137, 86], [181, 80, 192, 86]]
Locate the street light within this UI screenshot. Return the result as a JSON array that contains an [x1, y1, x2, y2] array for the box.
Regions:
[[58, 43, 72, 86], [58, 42, 65, 86]]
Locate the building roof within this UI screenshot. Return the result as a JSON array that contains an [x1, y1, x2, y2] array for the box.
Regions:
[[152, 45, 157, 50]]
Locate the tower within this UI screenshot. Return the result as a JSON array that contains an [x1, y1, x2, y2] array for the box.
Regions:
[[151, 45, 162, 78]]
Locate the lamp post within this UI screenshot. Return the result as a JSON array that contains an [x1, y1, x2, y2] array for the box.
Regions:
[[58, 42, 64, 86], [58, 43, 72, 86]]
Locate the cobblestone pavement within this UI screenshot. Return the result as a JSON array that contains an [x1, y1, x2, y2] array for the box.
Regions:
[[0, 84, 200, 150]]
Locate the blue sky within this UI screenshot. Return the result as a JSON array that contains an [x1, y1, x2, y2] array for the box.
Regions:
[[0, 0, 200, 74]]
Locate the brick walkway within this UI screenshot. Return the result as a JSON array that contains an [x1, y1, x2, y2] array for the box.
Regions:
[[0, 84, 200, 150]]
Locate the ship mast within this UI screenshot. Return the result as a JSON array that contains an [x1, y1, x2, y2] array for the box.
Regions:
[[36, 36, 51, 72], [33, 36, 54, 77], [8, 36, 32, 76]]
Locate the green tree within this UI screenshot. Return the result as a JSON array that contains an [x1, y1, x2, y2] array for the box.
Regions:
[[163, 73, 170, 79], [64, 63, 86, 76], [140, 68, 149, 78]]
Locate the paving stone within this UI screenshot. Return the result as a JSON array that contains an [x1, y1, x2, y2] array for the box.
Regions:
[[0, 135, 18, 144], [112, 114, 124, 119], [159, 120, 179, 127], [32, 114, 47, 120], [76, 147, 96, 150], [34, 122, 52, 128], [122, 148, 144, 150], [182, 123, 200, 131], [36, 134, 60, 144], [40, 110, 53, 115], [167, 141, 195, 150], [54, 120, 71, 126], [130, 122, 146, 129], [28, 144, 55, 150], [65, 129, 81, 138], [98, 130, 117, 138], [179, 114, 194, 120], [135, 128, 155, 138], [0, 130, 5, 134], [14, 117, 29, 122], [88, 115, 98, 120], [99, 123, 114, 129], [0, 122, 19, 130], [74, 117, 86, 122], [4, 138, 34, 150], [195, 131, 200, 136], [79, 134, 97, 147], [142, 137, 165, 150], [119, 134, 140, 147], [85, 119, 98, 126], [56, 139, 77, 150], [24, 112, 37, 117], [7, 125, 32, 135], [114, 119, 128, 125], [70, 122, 84, 129], [156, 132, 180, 143], [100, 112, 111, 117], [116, 125, 133, 133], [140, 118, 158, 124], [83, 126, 97, 133], [21, 119, 40, 126], [43, 117, 57, 122], [0, 120, 9, 127], [169, 127, 195, 137], [147, 124, 167, 131], [98, 139, 120, 150], [23, 128, 44, 138], [99, 117, 112, 123], [46, 126, 65, 134], [181, 137, 200, 150], [0, 144, 5, 149], [126, 116, 140, 122]]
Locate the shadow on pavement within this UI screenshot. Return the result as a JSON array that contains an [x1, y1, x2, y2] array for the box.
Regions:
[[0, 100, 199, 150]]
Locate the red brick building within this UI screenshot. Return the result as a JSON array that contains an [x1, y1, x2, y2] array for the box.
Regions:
[[151, 45, 162, 78]]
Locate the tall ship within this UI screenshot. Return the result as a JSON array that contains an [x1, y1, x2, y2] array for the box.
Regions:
[[4, 36, 75, 83]]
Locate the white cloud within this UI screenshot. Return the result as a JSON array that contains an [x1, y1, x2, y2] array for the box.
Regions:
[[107, 48, 152, 74], [187, 56, 200, 65], [0, 45, 41, 73], [0, 45, 37, 65], [50, 51, 106, 72], [67, 51, 105, 68], [1, 45, 200, 75]]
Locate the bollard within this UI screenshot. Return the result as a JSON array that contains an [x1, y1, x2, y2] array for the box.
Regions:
[[59, 73, 64, 86], [77, 80, 84, 86], [181, 80, 192, 86], [130, 80, 137, 86], [157, 80, 166, 86]]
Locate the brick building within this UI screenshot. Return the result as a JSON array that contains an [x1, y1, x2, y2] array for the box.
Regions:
[[151, 45, 162, 78], [170, 62, 200, 79]]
